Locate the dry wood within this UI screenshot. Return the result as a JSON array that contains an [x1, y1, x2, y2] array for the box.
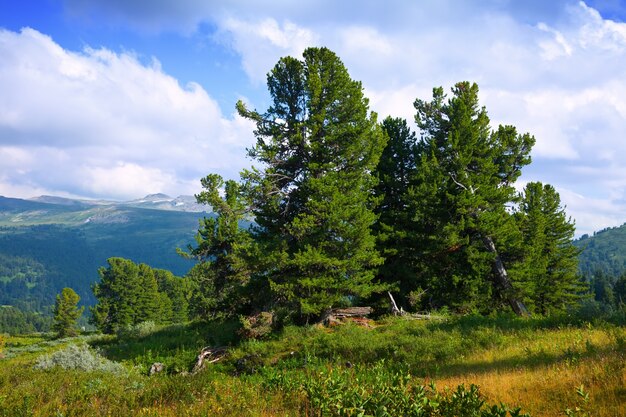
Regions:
[[330, 307, 372, 317], [321, 306, 373, 325], [388, 291, 402, 315], [192, 346, 228, 374]]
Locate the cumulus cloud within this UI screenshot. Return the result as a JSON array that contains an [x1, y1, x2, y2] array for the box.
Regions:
[[0, 28, 254, 200], [216, 18, 319, 83], [4, 0, 626, 235]]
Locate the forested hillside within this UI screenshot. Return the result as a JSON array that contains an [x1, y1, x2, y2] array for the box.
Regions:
[[0, 196, 208, 312], [576, 223, 626, 277]]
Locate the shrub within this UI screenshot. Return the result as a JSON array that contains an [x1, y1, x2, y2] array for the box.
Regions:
[[265, 361, 530, 416], [117, 321, 158, 339], [34, 343, 125, 373], [238, 312, 274, 340]]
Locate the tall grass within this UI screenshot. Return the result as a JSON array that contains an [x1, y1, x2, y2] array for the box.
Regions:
[[0, 314, 624, 416]]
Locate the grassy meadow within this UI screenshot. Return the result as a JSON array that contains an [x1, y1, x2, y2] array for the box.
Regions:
[[0, 313, 624, 416]]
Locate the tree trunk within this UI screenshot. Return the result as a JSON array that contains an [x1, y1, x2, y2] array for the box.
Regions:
[[482, 235, 530, 317]]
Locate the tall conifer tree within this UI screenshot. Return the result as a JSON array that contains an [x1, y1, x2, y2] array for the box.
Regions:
[[412, 82, 534, 315], [237, 47, 386, 320], [512, 182, 580, 313], [373, 117, 419, 302], [52, 287, 83, 338], [186, 175, 253, 318]]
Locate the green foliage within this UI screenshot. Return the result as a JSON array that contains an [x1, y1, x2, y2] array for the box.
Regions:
[[510, 182, 581, 314], [0, 306, 52, 334], [235, 47, 386, 320], [116, 321, 158, 340], [576, 223, 626, 278], [185, 175, 254, 319], [238, 312, 274, 340], [90, 258, 189, 333], [410, 82, 534, 314], [154, 269, 189, 323], [52, 287, 84, 338], [265, 361, 529, 416], [372, 117, 419, 304], [34, 343, 125, 373]]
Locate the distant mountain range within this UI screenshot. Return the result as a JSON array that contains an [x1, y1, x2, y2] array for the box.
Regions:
[[0, 194, 214, 310]]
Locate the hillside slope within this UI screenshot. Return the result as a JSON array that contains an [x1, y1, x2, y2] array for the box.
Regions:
[[575, 223, 626, 278], [0, 195, 211, 310]]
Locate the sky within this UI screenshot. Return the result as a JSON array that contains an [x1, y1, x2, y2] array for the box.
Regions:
[[1, 0, 626, 236]]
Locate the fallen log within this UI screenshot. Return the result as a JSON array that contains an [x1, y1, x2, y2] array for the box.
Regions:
[[192, 346, 228, 374], [321, 306, 373, 326]]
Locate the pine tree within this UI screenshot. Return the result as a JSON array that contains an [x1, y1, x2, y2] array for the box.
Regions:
[[511, 182, 581, 314], [52, 287, 84, 338], [373, 117, 420, 303], [91, 257, 141, 333], [154, 269, 189, 323], [186, 174, 253, 318], [237, 47, 386, 320], [135, 263, 161, 323], [412, 82, 535, 314]]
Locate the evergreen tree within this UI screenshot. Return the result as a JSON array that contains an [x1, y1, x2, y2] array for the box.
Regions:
[[154, 269, 189, 323], [237, 47, 386, 320], [373, 117, 420, 303], [91, 258, 173, 333], [511, 182, 581, 314], [135, 263, 162, 323], [52, 287, 83, 338], [613, 272, 626, 307], [186, 174, 253, 318], [412, 82, 534, 315], [186, 262, 218, 320], [91, 258, 140, 333], [591, 270, 616, 307]]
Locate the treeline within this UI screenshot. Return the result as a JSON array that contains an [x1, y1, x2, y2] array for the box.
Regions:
[[0, 306, 52, 334], [576, 223, 626, 278], [176, 47, 581, 324], [586, 270, 626, 312]]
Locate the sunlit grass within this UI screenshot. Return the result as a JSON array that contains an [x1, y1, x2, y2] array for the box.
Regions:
[[0, 316, 624, 416]]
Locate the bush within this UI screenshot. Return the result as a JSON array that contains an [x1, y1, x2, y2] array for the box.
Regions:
[[117, 321, 158, 339], [34, 343, 125, 373], [238, 312, 274, 340], [265, 361, 530, 416]]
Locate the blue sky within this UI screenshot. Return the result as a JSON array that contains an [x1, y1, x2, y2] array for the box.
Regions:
[[1, 0, 626, 236]]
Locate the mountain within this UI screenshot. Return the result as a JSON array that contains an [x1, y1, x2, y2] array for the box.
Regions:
[[575, 223, 626, 278], [123, 193, 209, 212], [0, 194, 214, 311]]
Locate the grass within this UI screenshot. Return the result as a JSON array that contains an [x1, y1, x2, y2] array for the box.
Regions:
[[0, 314, 624, 416]]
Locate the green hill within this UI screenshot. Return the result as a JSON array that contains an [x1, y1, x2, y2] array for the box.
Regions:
[[575, 223, 626, 278], [0, 196, 211, 311]]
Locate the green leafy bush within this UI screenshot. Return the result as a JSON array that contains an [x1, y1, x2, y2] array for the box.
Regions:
[[263, 361, 529, 416], [34, 343, 124, 373]]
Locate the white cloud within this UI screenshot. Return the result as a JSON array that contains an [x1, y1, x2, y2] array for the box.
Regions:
[[557, 187, 626, 236], [4, 1, 626, 235], [217, 18, 319, 83], [0, 28, 254, 200]]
